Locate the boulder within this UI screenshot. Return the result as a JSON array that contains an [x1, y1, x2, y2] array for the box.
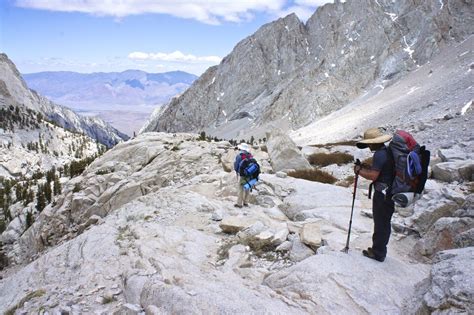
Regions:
[[276, 241, 292, 252], [215, 141, 232, 149], [265, 251, 429, 314], [211, 210, 223, 221], [265, 129, 311, 172], [300, 222, 323, 250], [272, 228, 289, 246], [250, 231, 275, 251], [0, 217, 23, 244], [122, 303, 143, 315], [236, 221, 266, 241], [413, 217, 474, 258], [432, 160, 474, 182], [220, 149, 236, 173], [77, 215, 102, 234], [403, 248, 474, 314], [407, 190, 459, 235], [288, 234, 314, 262], [438, 148, 472, 162], [454, 228, 474, 248]]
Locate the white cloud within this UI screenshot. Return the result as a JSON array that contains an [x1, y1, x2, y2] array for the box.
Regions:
[[14, 0, 333, 24], [128, 51, 222, 64], [295, 0, 333, 6], [15, 0, 285, 24]]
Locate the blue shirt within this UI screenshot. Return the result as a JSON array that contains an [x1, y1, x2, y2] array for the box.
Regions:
[[372, 146, 394, 185]]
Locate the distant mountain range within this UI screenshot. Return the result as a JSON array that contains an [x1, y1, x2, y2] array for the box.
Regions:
[[23, 70, 198, 135]]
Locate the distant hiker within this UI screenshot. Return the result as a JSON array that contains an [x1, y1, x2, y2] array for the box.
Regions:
[[234, 143, 260, 208], [354, 128, 394, 262]]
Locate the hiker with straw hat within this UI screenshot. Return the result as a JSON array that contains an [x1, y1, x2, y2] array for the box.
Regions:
[[234, 143, 252, 208], [354, 128, 395, 262]]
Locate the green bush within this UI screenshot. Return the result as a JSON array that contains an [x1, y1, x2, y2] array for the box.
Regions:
[[95, 168, 114, 175], [307, 152, 354, 167], [73, 183, 81, 193], [287, 168, 337, 184]]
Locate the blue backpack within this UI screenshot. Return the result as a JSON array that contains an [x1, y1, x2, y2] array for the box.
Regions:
[[238, 153, 260, 180]]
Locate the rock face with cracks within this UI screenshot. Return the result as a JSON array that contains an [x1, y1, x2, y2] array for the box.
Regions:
[[403, 247, 474, 314], [142, 0, 473, 140]]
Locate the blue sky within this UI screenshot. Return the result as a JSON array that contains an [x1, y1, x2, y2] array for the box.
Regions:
[[0, 0, 331, 75]]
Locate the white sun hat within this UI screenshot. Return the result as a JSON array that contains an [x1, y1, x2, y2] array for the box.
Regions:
[[237, 143, 251, 152]]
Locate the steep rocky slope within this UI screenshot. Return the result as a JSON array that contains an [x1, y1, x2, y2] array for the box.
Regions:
[[0, 54, 128, 147], [293, 34, 473, 149], [142, 0, 473, 140], [0, 132, 471, 314]]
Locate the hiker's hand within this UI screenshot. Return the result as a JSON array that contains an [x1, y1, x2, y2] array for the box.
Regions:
[[354, 164, 362, 174]]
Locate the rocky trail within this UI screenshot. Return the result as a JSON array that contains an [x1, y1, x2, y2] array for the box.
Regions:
[[1, 132, 471, 314]]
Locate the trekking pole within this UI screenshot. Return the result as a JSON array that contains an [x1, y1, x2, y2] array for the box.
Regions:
[[342, 159, 360, 253]]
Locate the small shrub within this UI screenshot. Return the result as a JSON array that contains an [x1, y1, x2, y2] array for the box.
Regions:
[[0, 219, 5, 234], [5, 289, 46, 315], [72, 183, 81, 193], [198, 131, 206, 141], [310, 140, 358, 148], [101, 295, 115, 304], [307, 152, 354, 167], [337, 175, 355, 188], [287, 168, 337, 184], [217, 240, 239, 261], [95, 168, 114, 175]]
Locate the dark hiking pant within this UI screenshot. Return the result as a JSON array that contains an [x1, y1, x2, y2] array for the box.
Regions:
[[372, 190, 395, 258]]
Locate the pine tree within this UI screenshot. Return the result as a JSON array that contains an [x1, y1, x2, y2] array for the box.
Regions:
[[36, 186, 46, 212], [199, 131, 206, 141], [46, 167, 55, 183], [44, 182, 52, 203], [23, 189, 34, 207], [63, 164, 69, 177], [53, 175, 61, 195], [25, 211, 34, 229]]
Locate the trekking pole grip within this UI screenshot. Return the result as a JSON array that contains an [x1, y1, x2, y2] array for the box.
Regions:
[[354, 159, 361, 175]]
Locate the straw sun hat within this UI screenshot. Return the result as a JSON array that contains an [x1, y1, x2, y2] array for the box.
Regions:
[[237, 143, 251, 152], [356, 128, 392, 149]]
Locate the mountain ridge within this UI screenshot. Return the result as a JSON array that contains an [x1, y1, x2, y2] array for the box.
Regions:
[[141, 0, 473, 141], [0, 53, 129, 147]]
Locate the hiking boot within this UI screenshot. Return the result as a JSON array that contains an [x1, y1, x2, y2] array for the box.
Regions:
[[243, 203, 249, 207], [362, 249, 385, 262], [234, 204, 243, 208]]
